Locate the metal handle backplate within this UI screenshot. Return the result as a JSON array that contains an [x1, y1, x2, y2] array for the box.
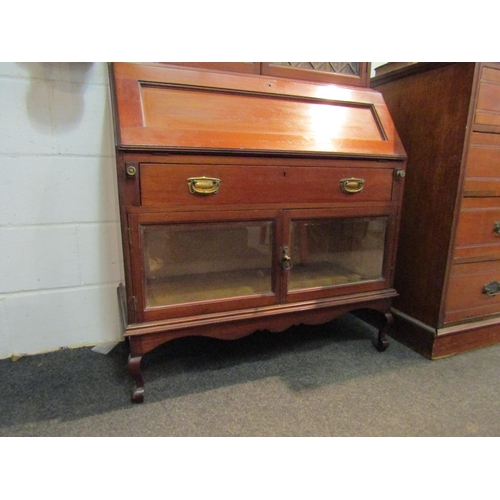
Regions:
[[187, 177, 221, 195], [483, 280, 500, 297], [340, 178, 365, 194]]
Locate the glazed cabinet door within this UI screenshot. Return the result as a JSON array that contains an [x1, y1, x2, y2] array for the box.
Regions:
[[129, 210, 282, 322], [282, 206, 397, 303], [127, 205, 398, 322]]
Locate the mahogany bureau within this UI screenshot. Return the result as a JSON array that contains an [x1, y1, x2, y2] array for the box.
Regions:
[[109, 62, 406, 402], [372, 62, 500, 358]]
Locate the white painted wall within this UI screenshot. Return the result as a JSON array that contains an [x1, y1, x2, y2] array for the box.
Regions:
[[0, 62, 124, 359]]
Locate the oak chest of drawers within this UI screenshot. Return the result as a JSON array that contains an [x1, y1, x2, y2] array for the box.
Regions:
[[372, 62, 500, 358], [109, 62, 406, 401]]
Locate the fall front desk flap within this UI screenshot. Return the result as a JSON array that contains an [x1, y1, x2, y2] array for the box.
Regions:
[[109, 62, 406, 159]]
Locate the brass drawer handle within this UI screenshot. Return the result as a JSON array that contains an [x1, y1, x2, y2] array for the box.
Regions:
[[494, 222, 500, 235], [187, 177, 221, 195], [483, 281, 500, 297], [340, 178, 365, 194]]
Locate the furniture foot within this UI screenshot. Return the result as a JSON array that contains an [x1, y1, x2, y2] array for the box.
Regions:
[[351, 308, 392, 352], [374, 312, 393, 352], [128, 354, 145, 403]]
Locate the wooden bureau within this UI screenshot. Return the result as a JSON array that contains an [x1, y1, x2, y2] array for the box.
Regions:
[[109, 62, 406, 402], [372, 62, 500, 359]]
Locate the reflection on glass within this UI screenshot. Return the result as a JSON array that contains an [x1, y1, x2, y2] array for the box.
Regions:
[[143, 221, 273, 307], [289, 217, 387, 291]]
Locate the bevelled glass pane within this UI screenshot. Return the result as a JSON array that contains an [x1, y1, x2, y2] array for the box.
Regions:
[[143, 221, 274, 307], [289, 217, 387, 291]]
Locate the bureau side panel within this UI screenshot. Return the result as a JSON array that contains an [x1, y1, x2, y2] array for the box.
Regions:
[[373, 63, 476, 327]]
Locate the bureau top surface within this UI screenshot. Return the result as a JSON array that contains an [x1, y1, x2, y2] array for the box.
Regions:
[[109, 63, 406, 160]]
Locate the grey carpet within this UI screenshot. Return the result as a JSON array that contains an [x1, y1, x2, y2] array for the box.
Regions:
[[1, 313, 499, 436]]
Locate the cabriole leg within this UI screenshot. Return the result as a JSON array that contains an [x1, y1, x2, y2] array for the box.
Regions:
[[351, 308, 392, 352], [128, 354, 145, 403], [375, 312, 393, 352]]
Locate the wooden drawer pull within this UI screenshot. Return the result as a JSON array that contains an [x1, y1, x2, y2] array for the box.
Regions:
[[483, 280, 500, 296], [340, 178, 365, 194], [187, 177, 221, 195]]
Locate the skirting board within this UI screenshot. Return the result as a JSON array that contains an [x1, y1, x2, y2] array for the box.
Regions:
[[390, 308, 500, 359]]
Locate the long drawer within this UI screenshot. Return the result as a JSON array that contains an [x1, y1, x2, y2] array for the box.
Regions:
[[454, 197, 500, 262], [445, 260, 500, 323], [474, 66, 500, 130], [463, 132, 500, 197], [139, 163, 396, 207]]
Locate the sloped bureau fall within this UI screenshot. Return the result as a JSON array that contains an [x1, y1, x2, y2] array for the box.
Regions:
[[109, 62, 406, 402]]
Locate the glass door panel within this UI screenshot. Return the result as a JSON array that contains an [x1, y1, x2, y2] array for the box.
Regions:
[[288, 216, 388, 291], [142, 220, 274, 308]]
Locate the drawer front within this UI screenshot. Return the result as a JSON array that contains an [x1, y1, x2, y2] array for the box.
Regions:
[[475, 66, 500, 130], [463, 132, 500, 197], [454, 198, 500, 262], [445, 260, 500, 323], [140, 164, 395, 207]]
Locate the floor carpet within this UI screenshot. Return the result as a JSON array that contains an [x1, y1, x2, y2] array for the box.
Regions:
[[1, 314, 499, 437]]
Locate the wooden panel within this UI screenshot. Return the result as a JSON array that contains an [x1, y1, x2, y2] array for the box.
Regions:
[[140, 84, 382, 142], [159, 62, 368, 85], [125, 295, 397, 356], [372, 62, 476, 327], [475, 90, 500, 113], [454, 197, 500, 261], [462, 179, 500, 197], [159, 62, 261, 74], [110, 63, 405, 158], [483, 66, 500, 84], [370, 63, 452, 87], [474, 65, 500, 130], [445, 260, 500, 323], [476, 82, 500, 114], [463, 132, 500, 196], [140, 163, 395, 207], [433, 318, 500, 358], [393, 308, 500, 359], [465, 132, 500, 178]]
